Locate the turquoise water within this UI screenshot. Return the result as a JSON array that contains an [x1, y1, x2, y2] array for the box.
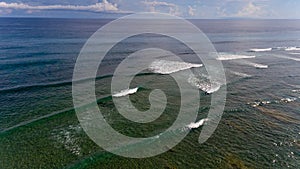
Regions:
[[0, 18, 299, 168]]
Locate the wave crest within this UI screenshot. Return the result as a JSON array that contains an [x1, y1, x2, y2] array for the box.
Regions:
[[149, 60, 203, 74], [112, 87, 139, 97], [217, 53, 255, 61], [186, 118, 209, 129], [250, 48, 272, 52], [188, 74, 221, 94]]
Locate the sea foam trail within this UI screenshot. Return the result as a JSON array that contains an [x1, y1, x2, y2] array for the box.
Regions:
[[186, 118, 209, 129], [230, 71, 252, 78], [273, 54, 300, 62], [217, 53, 256, 60], [188, 75, 221, 94], [149, 60, 203, 74], [251, 63, 269, 69], [289, 52, 300, 55], [250, 48, 272, 52], [112, 87, 139, 97], [233, 60, 268, 69]]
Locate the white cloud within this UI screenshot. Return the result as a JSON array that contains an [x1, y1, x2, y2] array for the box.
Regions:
[[142, 1, 180, 16], [236, 2, 264, 17], [0, 0, 122, 13], [188, 5, 195, 16]]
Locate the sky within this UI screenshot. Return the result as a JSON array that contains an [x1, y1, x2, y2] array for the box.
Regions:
[[0, 0, 299, 19]]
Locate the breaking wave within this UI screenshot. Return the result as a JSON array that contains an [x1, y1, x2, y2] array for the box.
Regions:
[[188, 74, 221, 94], [112, 87, 139, 97], [250, 48, 272, 52], [217, 53, 255, 60], [285, 47, 300, 51], [186, 118, 209, 129], [149, 60, 203, 74]]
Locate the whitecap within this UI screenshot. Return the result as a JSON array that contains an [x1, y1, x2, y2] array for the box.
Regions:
[[112, 87, 138, 97], [253, 63, 268, 69], [292, 89, 300, 93], [247, 100, 271, 107], [249, 97, 297, 107], [186, 118, 209, 129], [217, 53, 255, 61], [250, 48, 272, 52], [285, 47, 300, 51], [149, 60, 202, 74], [280, 97, 297, 103], [242, 61, 268, 69], [188, 75, 221, 94]]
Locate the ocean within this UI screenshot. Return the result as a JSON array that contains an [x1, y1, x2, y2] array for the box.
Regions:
[[0, 18, 299, 168]]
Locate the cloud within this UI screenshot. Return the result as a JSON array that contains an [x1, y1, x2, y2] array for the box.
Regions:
[[237, 2, 262, 16], [218, 1, 268, 18], [236, 2, 265, 17], [0, 0, 123, 13], [188, 5, 195, 16], [0, 8, 12, 15], [142, 1, 180, 16]]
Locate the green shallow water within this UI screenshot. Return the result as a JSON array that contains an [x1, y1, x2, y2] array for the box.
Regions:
[[1, 72, 299, 169]]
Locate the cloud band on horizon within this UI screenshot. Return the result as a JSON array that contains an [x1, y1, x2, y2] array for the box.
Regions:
[[0, 1, 126, 13]]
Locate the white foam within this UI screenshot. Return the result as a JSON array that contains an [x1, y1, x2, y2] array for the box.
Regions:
[[247, 100, 271, 107], [112, 87, 138, 97], [248, 97, 297, 107], [250, 48, 272, 52], [188, 75, 221, 94], [217, 53, 256, 60], [52, 125, 82, 155], [274, 46, 286, 50], [292, 89, 300, 93], [149, 60, 202, 74], [186, 118, 209, 129], [253, 63, 268, 69], [280, 97, 297, 103], [285, 47, 300, 51], [243, 61, 268, 69]]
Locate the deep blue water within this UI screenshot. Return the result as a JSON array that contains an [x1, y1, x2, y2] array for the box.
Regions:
[[0, 18, 299, 168]]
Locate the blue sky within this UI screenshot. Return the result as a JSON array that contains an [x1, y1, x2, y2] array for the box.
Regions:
[[0, 0, 299, 18]]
